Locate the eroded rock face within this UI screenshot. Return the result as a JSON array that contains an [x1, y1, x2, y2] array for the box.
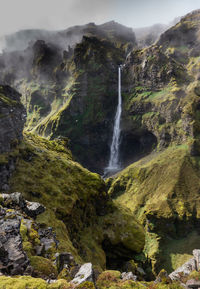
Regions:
[[0, 214, 29, 275], [0, 85, 26, 154], [1, 192, 45, 218]]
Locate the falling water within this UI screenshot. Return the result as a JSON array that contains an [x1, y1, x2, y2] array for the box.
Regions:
[[105, 65, 122, 175]]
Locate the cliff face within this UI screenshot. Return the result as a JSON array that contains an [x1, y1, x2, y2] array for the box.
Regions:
[[0, 90, 145, 279], [108, 9, 200, 274], [0, 85, 26, 153], [0, 22, 136, 174]]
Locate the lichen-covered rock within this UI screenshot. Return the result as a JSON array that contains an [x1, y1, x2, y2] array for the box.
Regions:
[[71, 263, 93, 285], [1, 192, 25, 208], [121, 272, 137, 281], [0, 217, 29, 275], [193, 250, 200, 271], [1, 192, 45, 218], [186, 279, 200, 289], [169, 259, 196, 281]]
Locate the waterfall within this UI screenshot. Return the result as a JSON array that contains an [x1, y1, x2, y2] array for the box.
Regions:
[[105, 65, 122, 175]]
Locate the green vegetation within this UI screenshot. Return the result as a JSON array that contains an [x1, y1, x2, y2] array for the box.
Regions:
[[108, 145, 200, 273], [4, 133, 145, 271]]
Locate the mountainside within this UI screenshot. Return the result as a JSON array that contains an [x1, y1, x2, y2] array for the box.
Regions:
[[0, 21, 136, 173], [1, 9, 200, 289]]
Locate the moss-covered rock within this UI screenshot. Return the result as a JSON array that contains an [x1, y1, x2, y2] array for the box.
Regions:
[[0, 276, 48, 289], [30, 256, 58, 279]]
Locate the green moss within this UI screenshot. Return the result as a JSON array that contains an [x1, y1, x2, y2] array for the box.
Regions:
[[48, 279, 73, 289], [0, 276, 48, 289], [186, 270, 200, 281], [9, 133, 144, 270], [96, 270, 121, 288], [76, 281, 95, 289], [100, 205, 145, 254], [96, 271, 149, 288], [57, 268, 72, 281], [108, 145, 200, 273], [30, 256, 58, 279]]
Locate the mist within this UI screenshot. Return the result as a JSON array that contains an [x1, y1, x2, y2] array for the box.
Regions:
[[0, 0, 199, 36], [0, 0, 199, 53]]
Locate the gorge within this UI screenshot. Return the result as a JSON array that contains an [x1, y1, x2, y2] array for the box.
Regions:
[[1, 8, 200, 289]]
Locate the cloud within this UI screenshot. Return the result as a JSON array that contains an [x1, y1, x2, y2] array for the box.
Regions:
[[0, 0, 199, 40]]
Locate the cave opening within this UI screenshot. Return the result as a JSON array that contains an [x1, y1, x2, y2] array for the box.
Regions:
[[119, 130, 157, 169]]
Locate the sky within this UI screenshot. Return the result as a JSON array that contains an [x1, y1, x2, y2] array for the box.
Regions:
[[0, 0, 199, 37]]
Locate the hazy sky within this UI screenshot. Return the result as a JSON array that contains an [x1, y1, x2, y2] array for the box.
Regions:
[[0, 0, 199, 37]]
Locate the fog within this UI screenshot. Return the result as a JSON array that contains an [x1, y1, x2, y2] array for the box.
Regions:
[[0, 0, 199, 36], [0, 0, 199, 52]]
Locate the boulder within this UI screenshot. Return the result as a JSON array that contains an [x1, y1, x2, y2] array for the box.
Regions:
[[71, 263, 93, 285], [1, 192, 25, 208], [193, 249, 200, 270], [1, 192, 45, 218], [121, 272, 137, 281], [186, 279, 200, 288], [24, 201, 45, 218], [56, 252, 76, 272], [0, 217, 29, 275], [169, 258, 196, 281]]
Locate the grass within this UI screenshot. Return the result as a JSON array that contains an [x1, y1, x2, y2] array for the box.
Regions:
[[108, 145, 200, 273]]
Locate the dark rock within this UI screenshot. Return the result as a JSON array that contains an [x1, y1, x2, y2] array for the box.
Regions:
[[0, 85, 26, 154], [24, 200, 45, 218], [1, 192, 45, 218], [0, 218, 29, 275], [38, 227, 58, 256], [56, 252, 76, 272]]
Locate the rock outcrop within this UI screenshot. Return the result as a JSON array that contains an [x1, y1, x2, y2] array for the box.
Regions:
[[0, 192, 46, 276], [0, 85, 26, 154]]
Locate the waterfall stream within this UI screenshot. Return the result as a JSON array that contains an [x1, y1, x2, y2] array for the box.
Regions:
[[105, 65, 122, 175]]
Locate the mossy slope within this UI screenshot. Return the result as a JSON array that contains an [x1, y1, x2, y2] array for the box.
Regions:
[[3, 133, 145, 270], [108, 145, 200, 274]]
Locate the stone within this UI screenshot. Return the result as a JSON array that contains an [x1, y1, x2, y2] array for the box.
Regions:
[[169, 258, 196, 281], [155, 269, 171, 284], [121, 272, 137, 281], [0, 218, 29, 275], [71, 263, 93, 285], [1, 192, 25, 208], [0, 85, 26, 155], [38, 227, 58, 257], [24, 200, 45, 218], [186, 279, 200, 288], [193, 249, 200, 270], [56, 252, 76, 272]]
